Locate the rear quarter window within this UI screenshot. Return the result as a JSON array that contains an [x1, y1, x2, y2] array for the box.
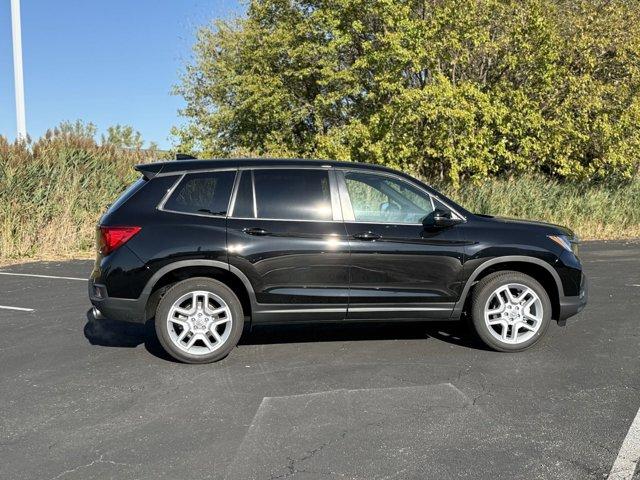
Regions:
[[105, 177, 146, 215], [163, 171, 236, 216]]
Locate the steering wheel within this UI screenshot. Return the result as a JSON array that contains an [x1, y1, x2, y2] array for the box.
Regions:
[[379, 201, 400, 220]]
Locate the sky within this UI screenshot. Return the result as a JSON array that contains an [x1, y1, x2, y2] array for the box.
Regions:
[[0, 0, 244, 149]]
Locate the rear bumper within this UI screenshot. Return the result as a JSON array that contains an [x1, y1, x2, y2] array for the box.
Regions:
[[88, 281, 147, 324], [557, 274, 588, 326]]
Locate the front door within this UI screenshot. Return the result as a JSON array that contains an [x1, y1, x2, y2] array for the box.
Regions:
[[337, 169, 466, 320], [227, 168, 350, 323]]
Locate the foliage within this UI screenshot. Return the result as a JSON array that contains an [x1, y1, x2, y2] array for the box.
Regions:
[[0, 127, 168, 260], [0, 127, 637, 262], [174, 0, 640, 185]]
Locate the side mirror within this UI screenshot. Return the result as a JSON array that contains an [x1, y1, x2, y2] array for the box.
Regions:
[[423, 209, 462, 228]]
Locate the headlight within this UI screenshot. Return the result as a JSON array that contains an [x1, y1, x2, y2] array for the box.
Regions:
[[548, 234, 579, 256]]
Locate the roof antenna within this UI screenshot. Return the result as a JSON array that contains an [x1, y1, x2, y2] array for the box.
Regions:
[[175, 153, 197, 160]]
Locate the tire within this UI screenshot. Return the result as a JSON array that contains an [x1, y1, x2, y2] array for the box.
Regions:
[[155, 277, 244, 364], [470, 271, 551, 352]]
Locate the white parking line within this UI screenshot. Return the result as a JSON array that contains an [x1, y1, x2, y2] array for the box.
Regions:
[[0, 272, 86, 281], [608, 406, 640, 480], [0, 305, 34, 312]]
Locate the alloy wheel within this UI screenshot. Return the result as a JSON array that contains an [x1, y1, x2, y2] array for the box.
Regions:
[[166, 290, 232, 355], [483, 283, 543, 344]]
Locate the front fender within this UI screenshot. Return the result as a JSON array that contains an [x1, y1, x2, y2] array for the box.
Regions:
[[451, 255, 564, 320]]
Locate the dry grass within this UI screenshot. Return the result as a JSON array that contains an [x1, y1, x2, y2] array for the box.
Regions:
[[437, 175, 640, 240], [0, 133, 161, 262]]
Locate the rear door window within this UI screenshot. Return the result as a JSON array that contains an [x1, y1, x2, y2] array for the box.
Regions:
[[164, 171, 236, 216], [253, 169, 333, 221]]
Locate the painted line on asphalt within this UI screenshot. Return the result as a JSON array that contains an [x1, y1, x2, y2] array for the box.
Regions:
[[0, 305, 34, 312], [0, 272, 86, 281], [608, 406, 640, 480]]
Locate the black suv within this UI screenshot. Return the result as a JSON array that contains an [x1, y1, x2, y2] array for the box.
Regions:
[[89, 159, 587, 363]]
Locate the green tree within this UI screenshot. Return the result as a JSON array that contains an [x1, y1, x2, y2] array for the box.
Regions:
[[174, 0, 640, 184]]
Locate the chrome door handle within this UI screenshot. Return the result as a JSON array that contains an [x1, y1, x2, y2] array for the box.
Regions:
[[353, 231, 381, 241], [243, 227, 269, 236]]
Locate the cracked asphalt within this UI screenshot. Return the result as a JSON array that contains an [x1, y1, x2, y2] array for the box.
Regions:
[[0, 240, 639, 479]]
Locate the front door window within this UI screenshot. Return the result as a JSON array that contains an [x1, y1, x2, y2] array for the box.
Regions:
[[343, 171, 434, 224]]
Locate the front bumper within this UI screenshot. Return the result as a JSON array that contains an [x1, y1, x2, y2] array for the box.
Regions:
[[557, 274, 588, 326], [88, 281, 148, 324]]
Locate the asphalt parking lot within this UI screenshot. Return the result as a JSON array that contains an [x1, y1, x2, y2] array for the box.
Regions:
[[1, 241, 639, 480]]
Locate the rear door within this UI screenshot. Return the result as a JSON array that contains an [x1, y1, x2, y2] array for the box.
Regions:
[[226, 167, 351, 323], [337, 169, 466, 320]]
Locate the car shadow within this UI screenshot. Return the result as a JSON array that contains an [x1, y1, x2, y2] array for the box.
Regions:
[[83, 310, 176, 362], [84, 310, 490, 358], [239, 319, 490, 351]]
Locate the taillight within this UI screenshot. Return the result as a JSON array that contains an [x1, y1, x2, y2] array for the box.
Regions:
[[99, 226, 141, 255]]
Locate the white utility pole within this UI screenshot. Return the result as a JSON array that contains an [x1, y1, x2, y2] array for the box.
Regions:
[[11, 0, 27, 140]]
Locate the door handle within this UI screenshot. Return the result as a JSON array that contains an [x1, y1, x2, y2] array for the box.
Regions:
[[243, 227, 269, 236], [353, 231, 381, 241]]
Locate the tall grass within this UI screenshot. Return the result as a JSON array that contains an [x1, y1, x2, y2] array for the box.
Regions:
[[437, 176, 640, 240], [0, 132, 638, 262], [0, 134, 160, 260]]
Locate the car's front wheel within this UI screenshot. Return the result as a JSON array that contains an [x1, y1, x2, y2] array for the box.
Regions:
[[471, 271, 551, 352], [155, 277, 244, 363]]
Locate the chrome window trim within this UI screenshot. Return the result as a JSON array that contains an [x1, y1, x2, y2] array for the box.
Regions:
[[251, 169, 257, 218], [336, 168, 466, 224], [154, 164, 465, 224], [161, 210, 228, 220], [227, 169, 243, 217], [156, 173, 185, 212], [227, 216, 346, 224], [344, 220, 424, 226], [156, 170, 238, 219]]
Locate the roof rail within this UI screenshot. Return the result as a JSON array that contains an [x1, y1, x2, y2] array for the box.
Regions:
[[175, 153, 197, 160]]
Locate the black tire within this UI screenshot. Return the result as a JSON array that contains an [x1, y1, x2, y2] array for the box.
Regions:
[[470, 271, 551, 352], [155, 277, 244, 364]]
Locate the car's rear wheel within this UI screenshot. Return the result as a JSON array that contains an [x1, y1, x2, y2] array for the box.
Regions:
[[155, 277, 244, 363], [471, 271, 551, 352]]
